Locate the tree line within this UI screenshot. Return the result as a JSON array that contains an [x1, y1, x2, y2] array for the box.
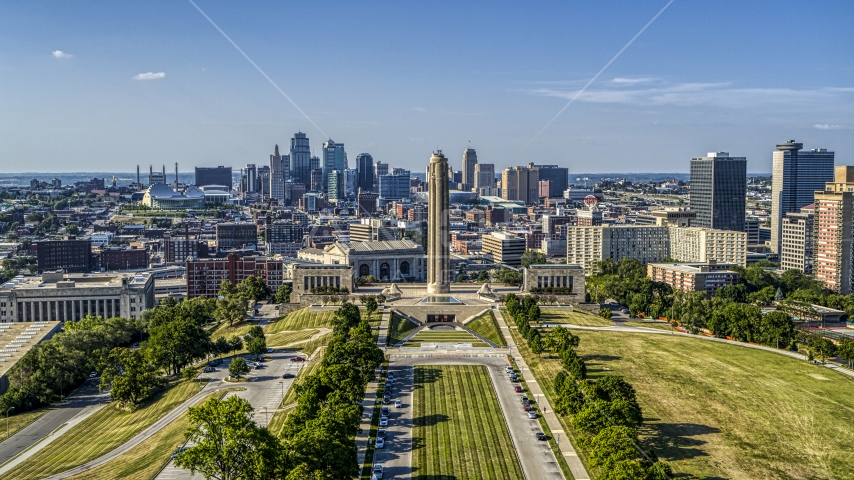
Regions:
[[175, 301, 384, 479], [505, 294, 673, 480]]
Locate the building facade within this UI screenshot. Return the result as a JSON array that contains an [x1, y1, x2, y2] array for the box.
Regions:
[[216, 223, 258, 250], [35, 236, 92, 273], [474, 163, 495, 192], [100, 246, 148, 270], [523, 264, 585, 301], [288, 263, 354, 301], [269, 144, 287, 202], [501, 166, 538, 205], [647, 261, 738, 295], [297, 239, 426, 282], [770, 140, 835, 253], [689, 152, 746, 232], [322, 139, 346, 194], [186, 254, 284, 298], [529, 163, 568, 198], [814, 166, 854, 293], [461, 147, 478, 189], [668, 227, 747, 268], [194, 166, 232, 188], [379, 171, 411, 200], [780, 206, 815, 274], [0, 271, 155, 322], [356, 153, 375, 192], [482, 231, 527, 267]]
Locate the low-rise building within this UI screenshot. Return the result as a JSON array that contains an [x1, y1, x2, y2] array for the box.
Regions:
[[482, 231, 527, 267], [0, 271, 155, 322], [288, 263, 354, 301], [298, 239, 425, 282], [216, 222, 258, 250], [100, 246, 148, 270], [522, 264, 586, 303], [647, 260, 738, 295], [34, 236, 92, 273]]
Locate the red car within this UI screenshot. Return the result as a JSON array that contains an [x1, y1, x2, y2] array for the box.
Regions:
[[290, 356, 306, 362], [523, 404, 532, 412], [514, 385, 523, 393]]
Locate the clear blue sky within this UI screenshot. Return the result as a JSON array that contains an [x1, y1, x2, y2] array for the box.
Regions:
[[1, 1, 852, 174]]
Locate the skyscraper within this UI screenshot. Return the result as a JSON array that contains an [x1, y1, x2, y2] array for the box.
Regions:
[[375, 162, 388, 180], [770, 140, 835, 253], [814, 166, 854, 293], [462, 147, 478, 188], [689, 152, 746, 232], [528, 163, 568, 198], [501, 166, 538, 205], [379, 170, 411, 200], [289, 132, 311, 186], [269, 145, 287, 202], [474, 163, 495, 191], [322, 139, 346, 193], [327, 170, 344, 203], [195, 166, 232, 188], [356, 153, 374, 192]]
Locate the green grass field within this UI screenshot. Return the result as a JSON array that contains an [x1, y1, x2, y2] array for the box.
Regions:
[[387, 312, 419, 346], [0, 408, 49, 443], [541, 309, 613, 327], [266, 329, 318, 347], [279, 348, 327, 408], [465, 310, 507, 346], [65, 389, 235, 480], [408, 330, 479, 343], [209, 320, 257, 341], [267, 307, 379, 333], [412, 365, 523, 480], [513, 327, 854, 480], [3, 380, 201, 480], [623, 321, 675, 331]]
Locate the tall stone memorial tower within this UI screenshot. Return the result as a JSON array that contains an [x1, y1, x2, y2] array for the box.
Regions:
[[427, 151, 451, 294]]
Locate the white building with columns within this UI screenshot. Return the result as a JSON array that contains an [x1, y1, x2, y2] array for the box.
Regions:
[[0, 271, 155, 323], [297, 240, 425, 282]]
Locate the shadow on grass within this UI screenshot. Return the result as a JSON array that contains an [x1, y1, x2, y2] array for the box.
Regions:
[[641, 422, 720, 461], [414, 367, 444, 384], [583, 354, 622, 362], [412, 413, 449, 428]]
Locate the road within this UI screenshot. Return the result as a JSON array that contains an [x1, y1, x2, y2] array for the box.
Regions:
[[373, 354, 563, 480], [0, 378, 110, 467]]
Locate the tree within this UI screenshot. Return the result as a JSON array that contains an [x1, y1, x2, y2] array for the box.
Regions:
[[495, 268, 522, 285], [218, 279, 236, 298], [247, 325, 265, 339], [228, 335, 244, 353], [520, 250, 547, 267], [229, 357, 250, 379], [65, 224, 79, 235], [599, 307, 612, 320], [530, 334, 544, 357], [364, 296, 378, 318], [175, 396, 282, 480], [237, 276, 270, 301], [183, 366, 200, 381], [588, 426, 639, 470], [147, 318, 210, 375], [99, 347, 160, 409], [246, 336, 267, 356], [273, 284, 292, 304], [215, 295, 248, 327]]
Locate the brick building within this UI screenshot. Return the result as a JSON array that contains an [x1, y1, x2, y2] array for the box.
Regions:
[[34, 236, 92, 273], [186, 254, 284, 298], [100, 246, 148, 270]]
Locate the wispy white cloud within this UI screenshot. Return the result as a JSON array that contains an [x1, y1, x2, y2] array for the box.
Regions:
[[413, 107, 426, 112], [133, 72, 166, 80], [611, 77, 656, 85], [529, 80, 854, 108], [814, 123, 850, 130], [52, 50, 73, 59]]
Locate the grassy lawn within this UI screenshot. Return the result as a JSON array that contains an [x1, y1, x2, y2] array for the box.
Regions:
[[279, 348, 327, 408], [65, 389, 235, 480], [4, 379, 201, 480], [0, 408, 49, 443], [409, 330, 479, 343], [266, 328, 318, 347], [387, 312, 419, 346], [623, 321, 675, 331], [267, 308, 338, 332], [209, 320, 257, 340], [465, 310, 507, 346], [412, 365, 523, 480], [541, 309, 613, 327], [513, 327, 854, 480]]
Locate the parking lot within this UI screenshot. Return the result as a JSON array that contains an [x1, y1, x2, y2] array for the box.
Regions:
[[371, 355, 563, 480]]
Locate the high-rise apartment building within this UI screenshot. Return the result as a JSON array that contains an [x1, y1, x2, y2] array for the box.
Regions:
[[474, 163, 495, 192], [770, 140, 835, 253], [528, 164, 568, 197], [502, 166, 538, 205], [689, 152, 746, 232], [269, 144, 287, 202], [195, 166, 232, 188], [322, 139, 346, 193], [462, 148, 478, 189], [780, 205, 815, 274], [356, 153, 375, 192], [289, 132, 312, 186], [814, 166, 854, 293], [327, 170, 344, 203]]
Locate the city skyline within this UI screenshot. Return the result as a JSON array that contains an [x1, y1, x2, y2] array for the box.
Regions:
[[1, 1, 853, 173]]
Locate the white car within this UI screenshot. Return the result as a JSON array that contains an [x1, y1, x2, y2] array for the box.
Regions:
[[375, 437, 385, 449], [527, 411, 537, 419], [395, 400, 402, 408], [379, 416, 388, 427], [373, 465, 383, 479]]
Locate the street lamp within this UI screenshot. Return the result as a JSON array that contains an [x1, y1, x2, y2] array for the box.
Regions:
[[6, 407, 14, 438]]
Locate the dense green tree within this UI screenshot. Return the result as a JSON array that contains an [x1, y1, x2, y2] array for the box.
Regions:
[[176, 396, 282, 480], [364, 296, 377, 318], [237, 276, 270, 301], [247, 325, 265, 339], [215, 295, 248, 327], [273, 284, 292, 304], [147, 318, 210, 375], [218, 279, 236, 298], [599, 307, 612, 320], [520, 250, 547, 267], [229, 357, 250, 379], [246, 336, 267, 356], [588, 426, 639, 470], [99, 347, 160, 408]]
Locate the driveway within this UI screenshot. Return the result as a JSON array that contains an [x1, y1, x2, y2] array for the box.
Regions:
[[372, 354, 563, 480]]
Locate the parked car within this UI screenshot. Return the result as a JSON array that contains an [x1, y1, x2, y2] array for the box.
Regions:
[[375, 437, 385, 449], [514, 385, 523, 393], [290, 356, 306, 362], [379, 416, 388, 427], [267, 348, 274, 353], [395, 400, 403, 408], [381, 406, 390, 416], [511, 377, 520, 383], [621, 308, 629, 314], [373, 464, 384, 479], [377, 429, 387, 439], [203, 366, 215, 373], [282, 373, 295, 379], [383, 396, 392, 404], [536, 432, 547, 441], [171, 446, 190, 459], [89, 371, 98, 378], [527, 411, 537, 419], [523, 404, 532, 412]]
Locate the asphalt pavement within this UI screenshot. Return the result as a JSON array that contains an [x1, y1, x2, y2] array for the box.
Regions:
[[0, 378, 110, 466]]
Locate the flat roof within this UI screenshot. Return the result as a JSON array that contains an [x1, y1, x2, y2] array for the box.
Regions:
[[0, 322, 61, 378], [1, 273, 151, 290]]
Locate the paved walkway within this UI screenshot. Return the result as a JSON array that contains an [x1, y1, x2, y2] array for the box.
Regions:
[[494, 308, 590, 480], [0, 378, 110, 468]]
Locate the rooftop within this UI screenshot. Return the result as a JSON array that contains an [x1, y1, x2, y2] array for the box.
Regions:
[[0, 322, 61, 379]]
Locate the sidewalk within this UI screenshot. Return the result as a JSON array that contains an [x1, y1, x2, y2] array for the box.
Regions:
[[494, 308, 590, 480]]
